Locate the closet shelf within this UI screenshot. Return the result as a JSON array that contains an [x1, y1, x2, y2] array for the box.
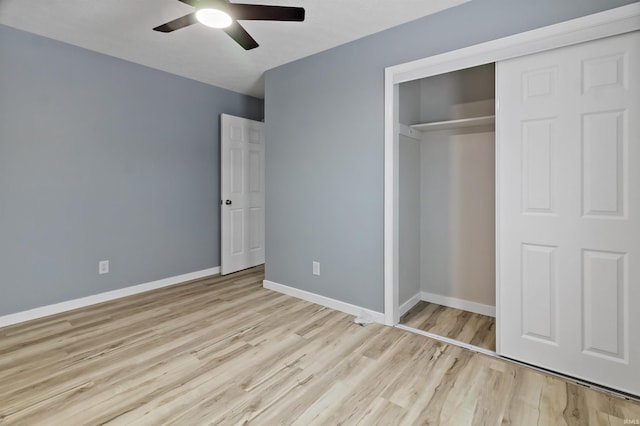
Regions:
[[410, 115, 495, 132]]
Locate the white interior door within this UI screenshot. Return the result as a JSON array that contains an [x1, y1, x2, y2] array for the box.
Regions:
[[498, 31, 639, 396], [220, 114, 265, 275]]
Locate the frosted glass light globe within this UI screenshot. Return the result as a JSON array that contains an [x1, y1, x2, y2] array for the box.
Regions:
[[196, 8, 232, 28]]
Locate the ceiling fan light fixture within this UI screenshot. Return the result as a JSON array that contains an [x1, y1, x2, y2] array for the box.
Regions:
[[195, 8, 232, 28], [154, 1, 305, 50]]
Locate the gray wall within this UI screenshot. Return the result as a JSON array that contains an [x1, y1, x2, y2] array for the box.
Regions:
[[0, 25, 263, 316], [264, 0, 635, 313]]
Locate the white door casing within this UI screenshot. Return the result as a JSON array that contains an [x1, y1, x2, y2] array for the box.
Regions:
[[220, 114, 265, 275], [498, 31, 639, 396]]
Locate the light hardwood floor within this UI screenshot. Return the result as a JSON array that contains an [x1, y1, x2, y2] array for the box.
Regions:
[[1, 266, 639, 425], [400, 301, 496, 351]]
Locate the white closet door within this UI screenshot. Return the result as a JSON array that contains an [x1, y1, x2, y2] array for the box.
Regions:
[[498, 31, 639, 395]]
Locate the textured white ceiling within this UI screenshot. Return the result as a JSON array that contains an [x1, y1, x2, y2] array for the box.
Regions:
[[0, 0, 468, 98]]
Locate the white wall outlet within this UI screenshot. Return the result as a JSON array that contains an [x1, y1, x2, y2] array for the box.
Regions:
[[98, 260, 109, 275], [312, 261, 320, 276]]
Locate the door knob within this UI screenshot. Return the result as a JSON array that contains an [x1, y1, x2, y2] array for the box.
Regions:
[[225, 200, 232, 205]]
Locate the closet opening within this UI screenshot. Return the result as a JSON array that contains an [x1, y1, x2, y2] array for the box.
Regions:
[[397, 63, 496, 352], [384, 5, 639, 395]]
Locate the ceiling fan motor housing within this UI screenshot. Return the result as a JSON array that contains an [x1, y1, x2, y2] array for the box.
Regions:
[[197, 0, 230, 14]]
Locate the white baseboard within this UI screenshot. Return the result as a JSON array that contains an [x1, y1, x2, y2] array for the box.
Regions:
[[420, 291, 495, 317], [399, 293, 421, 317], [0, 267, 220, 328], [263, 280, 385, 324]]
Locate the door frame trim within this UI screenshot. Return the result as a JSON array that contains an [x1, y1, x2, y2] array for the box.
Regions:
[[383, 4, 640, 331]]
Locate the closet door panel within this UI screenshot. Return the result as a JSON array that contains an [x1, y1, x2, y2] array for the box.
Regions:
[[498, 30, 640, 396]]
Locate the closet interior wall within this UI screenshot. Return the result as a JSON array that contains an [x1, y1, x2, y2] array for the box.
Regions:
[[398, 64, 497, 316]]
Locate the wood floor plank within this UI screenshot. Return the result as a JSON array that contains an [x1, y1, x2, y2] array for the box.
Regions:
[[401, 300, 496, 351], [1, 265, 639, 425]]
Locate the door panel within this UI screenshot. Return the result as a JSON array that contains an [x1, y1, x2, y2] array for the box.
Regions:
[[521, 243, 557, 344], [230, 147, 244, 194], [498, 31, 639, 395], [582, 111, 625, 217], [221, 114, 265, 275], [230, 208, 244, 255], [582, 249, 626, 361], [522, 119, 556, 213]]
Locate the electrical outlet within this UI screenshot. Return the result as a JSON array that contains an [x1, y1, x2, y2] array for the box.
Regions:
[[312, 261, 320, 276], [99, 260, 109, 275]]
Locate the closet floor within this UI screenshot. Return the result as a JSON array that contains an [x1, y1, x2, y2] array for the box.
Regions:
[[400, 301, 496, 351]]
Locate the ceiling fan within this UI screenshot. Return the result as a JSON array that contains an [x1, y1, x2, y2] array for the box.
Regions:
[[153, 0, 305, 50]]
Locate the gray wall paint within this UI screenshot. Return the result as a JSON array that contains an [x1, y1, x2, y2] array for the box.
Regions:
[[264, 0, 634, 312], [0, 25, 263, 316]]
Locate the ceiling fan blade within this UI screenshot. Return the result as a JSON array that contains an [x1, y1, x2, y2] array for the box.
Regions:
[[153, 13, 198, 32], [177, 0, 198, 5], [229, 4, 305, 21], [223, 21, 259, 50]]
